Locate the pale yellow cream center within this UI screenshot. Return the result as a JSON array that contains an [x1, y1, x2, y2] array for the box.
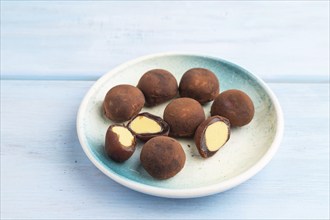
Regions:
[[129, 116, 162, 134], [112, 126, 134, 147], [205, 122, 228, 151]]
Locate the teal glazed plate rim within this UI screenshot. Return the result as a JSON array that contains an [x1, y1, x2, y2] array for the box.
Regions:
[[77, 53, 284, 198]]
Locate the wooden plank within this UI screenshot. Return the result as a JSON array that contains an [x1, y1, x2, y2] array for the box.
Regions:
[[1, 1, 329, 82], [1, 80, 329, 219]]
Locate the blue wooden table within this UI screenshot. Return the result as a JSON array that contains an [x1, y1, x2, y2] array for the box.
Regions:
[[1, 1, 329, 219]]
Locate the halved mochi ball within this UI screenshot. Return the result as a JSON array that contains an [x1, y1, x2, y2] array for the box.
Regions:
[[127, 112, 169, 141], [194, 116, 230, 158], [105, 124, 136, 163]]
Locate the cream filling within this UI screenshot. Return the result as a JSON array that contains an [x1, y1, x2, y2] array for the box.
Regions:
[[112, 126, 134, 147], [205, 121, 228, 151], [129, 116, 162, 134]]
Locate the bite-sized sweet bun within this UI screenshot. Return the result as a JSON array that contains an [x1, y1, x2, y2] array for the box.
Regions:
[[179, 68, 219, 104], [140, 136, 186, 180], [127, 112, 169, 141], [211, 89, 254, 127], [163, 98, 205, 137], [194, 116, 230, 158], [137, 69, 178, 106], [103, 84, 145, 122], [105, 124, 136, 163]]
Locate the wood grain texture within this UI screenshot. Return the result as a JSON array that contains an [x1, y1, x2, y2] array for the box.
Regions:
[[1, 1, 329, 82], [1, 80, 329, 219]]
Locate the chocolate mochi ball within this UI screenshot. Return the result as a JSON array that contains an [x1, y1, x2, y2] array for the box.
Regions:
[[211, 89, 254, 127], [103, 85, 145, 122], [105, 125, 136, 163], [140, 136, 186, 180], [137, 69, 178, 106], [194, 116, 231, 158], [127, 112, 170, 142], [163, 98, 205, 137], [179, 68, 219, 104]]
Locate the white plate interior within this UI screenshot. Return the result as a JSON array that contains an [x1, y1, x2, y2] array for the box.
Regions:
[[77, 53, 283, 197]]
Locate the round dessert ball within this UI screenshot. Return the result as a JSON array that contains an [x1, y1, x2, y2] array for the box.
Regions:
[[137, 69, 178, 106], [103, 85, 145, 122], [105, 125, 136, 163], [163, 98, 205, 137], [179, 68, 219, 104], [211, 89, 254, 127], [194, 116, 230, 158], [140, 136, 186, 180]]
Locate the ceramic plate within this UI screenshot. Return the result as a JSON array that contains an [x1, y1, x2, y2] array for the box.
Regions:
[[77, 53, 284, 198]]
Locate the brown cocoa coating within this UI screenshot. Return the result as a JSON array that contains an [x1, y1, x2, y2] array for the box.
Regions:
[[105, 125, 136, 163], [211, 89, 255, 127], [103, 84, 145, 122], [140, 136, 186, 180], [179, 68, 219, 104], [137, 69, 178, 106], [163, 98, 205, 137], [194, 116, 231, 158], [127, 112, 170, 142]]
